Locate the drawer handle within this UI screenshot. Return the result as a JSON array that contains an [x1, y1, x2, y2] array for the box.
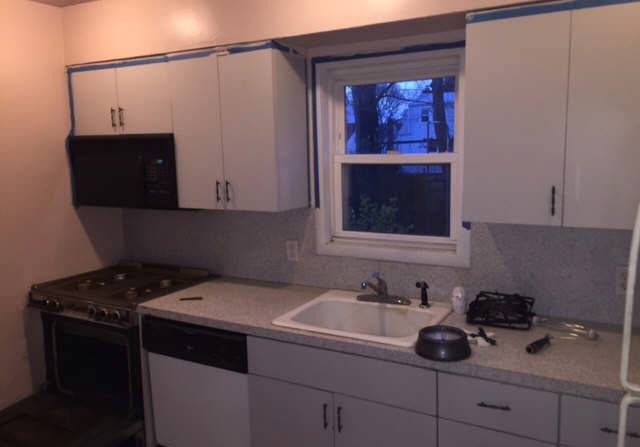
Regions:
[[551, 185, 557, 216], [477, 401, 511, 412], [601, 427, 640, 439], [337, 406, 343, 432], [323, 403, 328, 429]]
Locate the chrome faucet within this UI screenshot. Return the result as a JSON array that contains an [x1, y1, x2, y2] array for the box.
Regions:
[[358, 273, 411, 306], [360, 272, 389, 297]]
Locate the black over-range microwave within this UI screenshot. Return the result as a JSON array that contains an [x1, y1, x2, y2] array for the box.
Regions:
[[68, 134, 178, 209]]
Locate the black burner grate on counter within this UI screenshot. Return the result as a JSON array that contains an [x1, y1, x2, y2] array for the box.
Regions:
[[466, 291, 536, 330]]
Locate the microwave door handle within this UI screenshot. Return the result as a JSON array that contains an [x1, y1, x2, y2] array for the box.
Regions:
[[620, 202, 640, 394]]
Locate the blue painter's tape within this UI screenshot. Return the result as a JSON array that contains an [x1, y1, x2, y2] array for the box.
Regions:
[[66, 69, 76, 135], [466, 2, 575, 23], [66, 40, 298, 74], [462, 221, 472, 231], [310, 40, 465, 209], [311, 40, 465, 65], [227, 40, 299, 55], [467, 0, 640, 23], [573, 0, 640, 9], [166, 49, 217, 62], [311, 63, 320, 208], [68, 55, 169, 73]]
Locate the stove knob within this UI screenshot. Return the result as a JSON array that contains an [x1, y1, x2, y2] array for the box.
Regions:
[[96, 308, 109, 320], [45, 299, 62, 311], [88, 305, 97, 319], [109, 310, 122, 322]]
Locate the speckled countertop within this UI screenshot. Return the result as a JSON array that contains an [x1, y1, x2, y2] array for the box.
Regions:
[[139, 277, 639, 403]]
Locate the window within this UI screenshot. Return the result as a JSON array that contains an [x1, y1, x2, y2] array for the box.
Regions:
[[314, 49, 470, 266]]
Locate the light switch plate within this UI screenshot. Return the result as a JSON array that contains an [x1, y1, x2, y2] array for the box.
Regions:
[[616, 266, 629, 296], [286, 240, 300, 262]]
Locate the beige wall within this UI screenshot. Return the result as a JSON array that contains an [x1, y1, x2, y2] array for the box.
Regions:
[[62, 0, 541, 65], [0, 0, 124, 410]]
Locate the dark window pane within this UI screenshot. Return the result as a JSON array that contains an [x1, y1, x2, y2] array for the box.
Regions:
[[342, 164, 451, 237], [345, 77, 456, 154]]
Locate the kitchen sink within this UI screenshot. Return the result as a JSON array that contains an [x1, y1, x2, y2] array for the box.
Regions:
[[272, 290, 451, 347]]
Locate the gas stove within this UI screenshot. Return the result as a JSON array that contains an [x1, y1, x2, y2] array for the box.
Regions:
[[29, 262, 210, 327]]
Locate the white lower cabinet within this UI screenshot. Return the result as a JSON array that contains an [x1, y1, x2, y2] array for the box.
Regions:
[[560, 395, 640, 447], [249, 375, 436, 447], [439, 419, 554, 447], [333, 394, 436, 447], [250, 375, 333, 447]]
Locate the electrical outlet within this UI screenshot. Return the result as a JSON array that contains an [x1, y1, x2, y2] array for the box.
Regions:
[[616, 266, 629, 296], [286, 240, 300, 262]]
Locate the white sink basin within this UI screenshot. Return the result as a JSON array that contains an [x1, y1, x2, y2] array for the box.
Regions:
[[273, 290, 451, 347]]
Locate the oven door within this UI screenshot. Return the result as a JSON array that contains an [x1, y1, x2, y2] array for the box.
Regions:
[[0, 314, 143, 447], [45, 314, 142, 414]]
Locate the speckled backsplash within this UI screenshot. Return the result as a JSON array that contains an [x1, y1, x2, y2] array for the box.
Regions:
[[123, 207, 635, 327]]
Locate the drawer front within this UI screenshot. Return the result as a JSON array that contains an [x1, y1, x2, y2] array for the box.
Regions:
[[440, 419, 554, 447], [561, 395, 640, 447], [248, 337, 436, 415], [143, 316, 247, 373], [438, 373, 558, 443]]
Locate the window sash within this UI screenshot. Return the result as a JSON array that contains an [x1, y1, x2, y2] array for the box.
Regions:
[[332, 156, 461, 244]]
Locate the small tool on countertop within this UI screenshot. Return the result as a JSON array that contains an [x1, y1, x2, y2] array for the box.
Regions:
[[533, 316, 599, 341], [465, 327, 497, 347], [179, 296, 203, 301], [526, 329, 598, 354]]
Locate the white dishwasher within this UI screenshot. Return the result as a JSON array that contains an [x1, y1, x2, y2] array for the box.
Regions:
[[143, 316, 251, 447]]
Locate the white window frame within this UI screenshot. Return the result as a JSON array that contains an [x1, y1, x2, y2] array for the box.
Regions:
[[314, 48, 470, 267]]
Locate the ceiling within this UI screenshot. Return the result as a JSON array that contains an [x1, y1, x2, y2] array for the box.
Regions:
[[30, 0, 96, 6]]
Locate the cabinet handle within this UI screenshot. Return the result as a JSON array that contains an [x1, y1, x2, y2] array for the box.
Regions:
[[477, 401, 511, 412], [110, 108, 117, 128], [337, 406, 343, 432], [323, 403, 328, 430], [551, 185, 557, 216], [600, 427, 640, 439], [225, 181, 231, 202], [216, 181, 222, 203], [118, 107, 125, 127]]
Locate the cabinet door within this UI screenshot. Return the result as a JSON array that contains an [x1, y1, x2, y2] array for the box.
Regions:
[[71, 69, 119, 135], [561, 396, 640, 447], [218, 50, 279, 211], [116, 63, 172, 134], [168, 54, 225, 210], [249, 375, 333, 447], [564, 2, 640, 230], [463, 11, 570, 226], [334, 394, 436, 447]]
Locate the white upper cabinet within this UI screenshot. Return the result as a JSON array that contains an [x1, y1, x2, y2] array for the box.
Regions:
[[218, 48, 307, 212], [115, 63, 173, 134], [168, 54, 225, 210], [71, 62, 172, 135], [564, 1, 640, 230], [463, 10, 571, 226], [72, 69, 119, 135]]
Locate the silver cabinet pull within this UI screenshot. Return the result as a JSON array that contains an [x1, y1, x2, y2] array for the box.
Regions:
[[118, 107, 124, 127], [322, 403, 328, 430], [225, 181, 231, 203], [110, 108, 117, 128], [477, 401, 511, 411], [216, 181, 222, 203]]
